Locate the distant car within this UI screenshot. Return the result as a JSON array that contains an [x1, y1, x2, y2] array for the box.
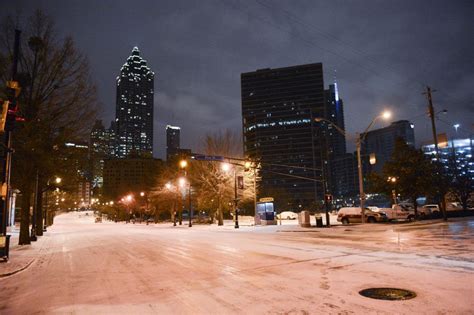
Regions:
[[337, 207, 387, 224], [446, 202, 463, 211], [276, 211, 298, 220], [422, 204, 440, 215], [95, 217, 102, 223]]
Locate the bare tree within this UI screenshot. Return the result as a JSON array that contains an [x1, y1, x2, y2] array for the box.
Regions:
[[191, 130, 243, 225], [0, 11, 98, 244], [149, 164, 183, 223]]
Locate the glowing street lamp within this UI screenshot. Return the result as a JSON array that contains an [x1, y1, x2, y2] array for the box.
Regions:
[[55, 177, 62, 184], [244, 161, 252, 169], [382, 110, 392, 120], [221, 162, 231, 172], [387, 176, 397, 204]]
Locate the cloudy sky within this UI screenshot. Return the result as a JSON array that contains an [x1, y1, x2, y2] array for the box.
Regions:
[[5, 0, 474, 158]]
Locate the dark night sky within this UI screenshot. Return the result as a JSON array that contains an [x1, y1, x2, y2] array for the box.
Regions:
[[4, 0, 474, 159]]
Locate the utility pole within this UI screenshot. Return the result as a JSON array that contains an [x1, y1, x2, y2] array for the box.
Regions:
[[425, 86, 439, 157], [424, 86, 447, 221], [356, 135, 365, 224]]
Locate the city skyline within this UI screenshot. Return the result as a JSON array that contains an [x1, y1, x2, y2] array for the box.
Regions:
[[4, 1, 473, 160]]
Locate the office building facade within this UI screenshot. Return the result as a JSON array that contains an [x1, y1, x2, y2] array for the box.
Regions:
[[115, 47, 154, 158], [362, 120, 415, 173], [422, 137, 473, 180], [166, 125, 181, 160], [241, 63, 328, 209], [90, 120, 116, 188]]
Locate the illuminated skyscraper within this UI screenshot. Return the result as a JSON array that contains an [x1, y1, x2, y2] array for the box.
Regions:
[[90, 120, 116, 188], [241, 63, 327, 208], [115, 47, 154, 158], [324, 81, 346, 157]]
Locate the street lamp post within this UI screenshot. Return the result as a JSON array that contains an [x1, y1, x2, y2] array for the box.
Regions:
[[233, 168, 239, 229], [387, 177, 397, 204], [165, 182, 178, 226], [244, 161, 257, 226], [179, 160, 192, 227], [315, 110, 391, 223], [42, 176, 61, 232], [222, 162, 239, 229]]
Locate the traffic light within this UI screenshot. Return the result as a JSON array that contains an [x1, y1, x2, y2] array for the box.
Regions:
[[0, 101, 9, 133], [325, 194, 333, 203], [6, 81, 21, 98], [4, 80, 21, 132]]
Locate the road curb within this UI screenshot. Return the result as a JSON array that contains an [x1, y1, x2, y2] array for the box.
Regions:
[[0, 258, 36, 278]]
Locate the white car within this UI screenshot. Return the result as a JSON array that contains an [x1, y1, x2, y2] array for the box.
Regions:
[[384, 204, 430, 221], [337, 207, 387, 224], [276, 211, 298, 220], [422, 204, 440, 215]]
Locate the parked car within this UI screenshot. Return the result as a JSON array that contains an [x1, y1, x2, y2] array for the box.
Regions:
[[337, 207, 387, 224], [382, 204, 430, 221], [276, 211, 298, 220], [422, 204, 440, 215], [95, 217, 102, 223], [446, 202, 463, 211]]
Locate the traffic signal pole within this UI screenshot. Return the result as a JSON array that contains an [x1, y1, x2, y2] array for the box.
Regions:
[[1, 30, 21, 238]]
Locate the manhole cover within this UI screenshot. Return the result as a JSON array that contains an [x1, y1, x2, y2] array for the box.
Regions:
[[359, 288, 416, 301]]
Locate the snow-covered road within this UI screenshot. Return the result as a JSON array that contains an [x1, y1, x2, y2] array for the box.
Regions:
[[1, 212, 473, 314]]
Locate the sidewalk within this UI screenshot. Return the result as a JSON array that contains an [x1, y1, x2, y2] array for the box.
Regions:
[[0, 226, 48, 278]]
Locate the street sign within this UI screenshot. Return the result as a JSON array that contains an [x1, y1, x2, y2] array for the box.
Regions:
[[259, 197, 274, 202], [192, 154, 224, 161]]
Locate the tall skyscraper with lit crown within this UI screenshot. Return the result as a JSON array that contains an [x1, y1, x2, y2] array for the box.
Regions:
[[115, 47, 154, 158]]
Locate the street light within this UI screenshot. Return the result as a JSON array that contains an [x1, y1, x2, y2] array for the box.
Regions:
[[221, 162, 239, 229], [387, 177, 397, 204], [179, 160, 192, 227], [315, 110, 392, 223], [179, 160, 188, 169], [55, 177, 62, 184], [166, 182, 179, 226]]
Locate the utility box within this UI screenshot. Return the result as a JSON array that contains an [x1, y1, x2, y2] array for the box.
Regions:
[[298, 211, 311, 227]]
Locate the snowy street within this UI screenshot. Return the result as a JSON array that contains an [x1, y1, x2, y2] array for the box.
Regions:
[[1, 211, 473, 314]]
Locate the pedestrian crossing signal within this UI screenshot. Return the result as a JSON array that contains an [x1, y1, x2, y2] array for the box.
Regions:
[[237, 176, 244, 189]]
